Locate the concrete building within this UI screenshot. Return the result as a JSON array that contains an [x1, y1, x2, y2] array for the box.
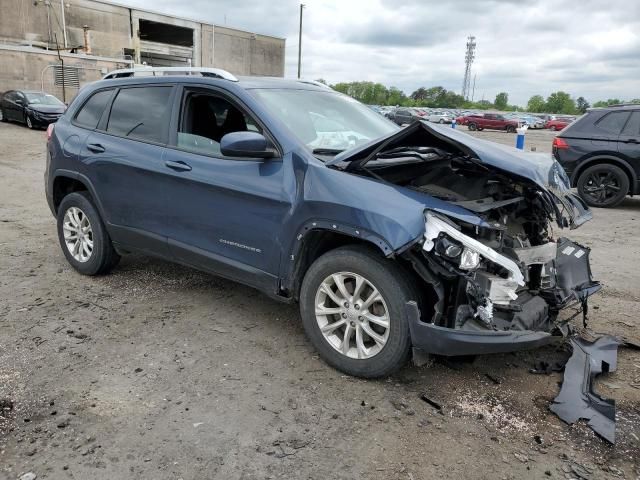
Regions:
[[0, 0, 286, 101]]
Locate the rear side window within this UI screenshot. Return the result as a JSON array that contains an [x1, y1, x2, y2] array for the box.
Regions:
[[106, 86, 172, 143], [75, 90, 112, 129], [621, 112, 640, 136], [595, 111, 631, 135]]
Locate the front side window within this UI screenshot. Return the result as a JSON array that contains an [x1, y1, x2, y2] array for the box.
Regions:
[[595, 111, 630, 135], [75, 89, 113, 129], [106, 86, 173, 143], [176, 89, 261, 156], [250, 89, 398, 152]]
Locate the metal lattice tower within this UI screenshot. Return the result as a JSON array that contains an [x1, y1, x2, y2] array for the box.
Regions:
[[462, 36, 476, 100]]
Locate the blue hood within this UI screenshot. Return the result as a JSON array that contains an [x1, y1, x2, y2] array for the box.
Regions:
[[328, 121, 591, 229]]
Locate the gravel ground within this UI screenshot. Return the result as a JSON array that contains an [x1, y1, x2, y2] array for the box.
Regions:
[[0, 121, 638, 480]]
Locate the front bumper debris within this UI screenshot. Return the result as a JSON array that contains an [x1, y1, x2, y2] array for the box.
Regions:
[[549, 336, 620, 444], [406, 301, 558, 356]]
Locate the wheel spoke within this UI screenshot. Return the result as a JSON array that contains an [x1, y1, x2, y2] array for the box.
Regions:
[[363, 311, 389, 329], [342, 323, 354, 354], [320, 282, 343, 306], [355, 325, 367, 359], [362, 322, 385, 346], [321, 318, 346, 333], [332, 273, 351, 301], [361, 288, 381, 310], [315, 305, 343, 316], [352, 275, 366, 303]]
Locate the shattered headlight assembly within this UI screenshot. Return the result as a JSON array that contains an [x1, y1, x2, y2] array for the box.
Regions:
[[423, 212, 525, 286], [459, 247, 480, 270]]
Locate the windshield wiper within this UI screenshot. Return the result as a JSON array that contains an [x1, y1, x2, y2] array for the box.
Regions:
[[312, 148, 345, 156]]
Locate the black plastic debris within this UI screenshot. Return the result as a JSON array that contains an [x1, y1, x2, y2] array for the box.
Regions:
[[419, 393, 443, 414], [529, 360, 566, 375], [549, 336, 620, 443]]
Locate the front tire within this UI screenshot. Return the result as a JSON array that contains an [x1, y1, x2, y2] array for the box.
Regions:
[[577, 164, 629, 208], [468, 123, 477, 131], [0, 109, 6, 122], [506, 125, 516, 133], [299, 246, 413, 378], [25, 115, 34, 129], [57, 192, 120, 275], [439, 119, 445, 124], [549, 126, 557, 131]]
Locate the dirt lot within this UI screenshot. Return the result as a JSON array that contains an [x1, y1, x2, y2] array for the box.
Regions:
[[0, 121, 638, 480]]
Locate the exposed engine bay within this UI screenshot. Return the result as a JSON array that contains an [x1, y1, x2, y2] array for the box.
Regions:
[[333, 122, 601, 345]]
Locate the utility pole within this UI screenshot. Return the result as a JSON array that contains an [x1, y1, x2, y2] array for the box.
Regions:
[[297, 4, 305, 79], [461, 35, 476, 100], [59, 0, 68, 48]]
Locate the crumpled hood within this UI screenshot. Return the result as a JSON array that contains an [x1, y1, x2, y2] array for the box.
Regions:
[[328, 121, 591, 229]]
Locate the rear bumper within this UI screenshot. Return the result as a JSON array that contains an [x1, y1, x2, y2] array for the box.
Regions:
[[406, 301, 557, 356]]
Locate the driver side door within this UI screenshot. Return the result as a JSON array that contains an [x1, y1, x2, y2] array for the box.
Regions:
[[162, 85, 291, 293]]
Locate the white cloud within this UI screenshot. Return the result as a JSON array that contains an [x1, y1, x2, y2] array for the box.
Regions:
[[123, 0, 640, 105]]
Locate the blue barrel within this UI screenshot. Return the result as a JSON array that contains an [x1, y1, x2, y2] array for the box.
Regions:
[[515, 126, 527, 150]]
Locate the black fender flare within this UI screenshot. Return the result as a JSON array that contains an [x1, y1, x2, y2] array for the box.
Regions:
[[570, 155, 637, 193], [51, 170, 108, 219], [280, 220, 400, 296]]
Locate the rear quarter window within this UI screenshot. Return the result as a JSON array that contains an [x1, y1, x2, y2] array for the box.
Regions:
[[74, 89, 113, 129], [595, 111, 631, 135]]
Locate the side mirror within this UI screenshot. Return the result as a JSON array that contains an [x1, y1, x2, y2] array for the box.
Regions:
[[220, 131, 274, 159]]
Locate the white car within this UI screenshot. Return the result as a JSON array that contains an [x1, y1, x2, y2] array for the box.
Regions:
[[427, 111, 453, 124]]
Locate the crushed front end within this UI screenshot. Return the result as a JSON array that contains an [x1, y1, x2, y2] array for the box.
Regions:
[[331, 121, 602, 355], [404, 209, 600, 356]]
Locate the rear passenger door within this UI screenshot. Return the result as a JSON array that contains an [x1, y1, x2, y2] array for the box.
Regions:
[[618, 111, 640, 169], [78, 84, 176, 256]]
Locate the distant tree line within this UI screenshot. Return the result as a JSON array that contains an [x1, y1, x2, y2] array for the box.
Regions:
[[318, 79, 639, 114]]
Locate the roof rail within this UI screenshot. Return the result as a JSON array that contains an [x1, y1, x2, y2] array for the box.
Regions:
[[102, 66, 238, 82], [606, 103, 640, 108], [296, 79, 332, 90]]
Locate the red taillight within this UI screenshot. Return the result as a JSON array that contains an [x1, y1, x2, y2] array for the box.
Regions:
[[552, 137, 569, 150], [46, 123, 54, 142]]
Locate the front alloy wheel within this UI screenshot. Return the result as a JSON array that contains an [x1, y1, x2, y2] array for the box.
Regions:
[[315, 272, 390, 359], [26, 115, 34, 129], [300, 246, 413, 378]]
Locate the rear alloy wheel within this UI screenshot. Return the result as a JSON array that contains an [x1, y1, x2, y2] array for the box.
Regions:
[[549, 126, 557, 131], [26, 115, 34, 129], [468, 122, 477, 131], [439, 119, 445, 124], [577, 164, 629, 208], [0, 109, 6, 122], [57, 192, 120, 275], [300, 246, 413, 378]]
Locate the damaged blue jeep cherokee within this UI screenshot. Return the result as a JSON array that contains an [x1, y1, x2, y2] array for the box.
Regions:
[[45, 67, 600, 378]]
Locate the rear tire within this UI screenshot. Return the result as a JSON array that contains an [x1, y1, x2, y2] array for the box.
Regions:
[[299, 245, 414, 378], [549, 126, 557, 131], [57, 192, 120, 275], [0, 109, 6, 122], [468, 123, 477, 131], [577, 164, 629, 208], [439, 119, 445, 124]]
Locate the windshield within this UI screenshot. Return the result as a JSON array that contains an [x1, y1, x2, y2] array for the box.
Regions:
[[25, 92, 64, 106], [250, 89, 398, 153]]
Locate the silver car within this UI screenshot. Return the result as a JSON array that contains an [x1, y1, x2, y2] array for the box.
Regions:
[[427, 111, 453, 124]]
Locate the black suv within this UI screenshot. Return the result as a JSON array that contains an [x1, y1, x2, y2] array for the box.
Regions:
[[553, 104, 640, 208]]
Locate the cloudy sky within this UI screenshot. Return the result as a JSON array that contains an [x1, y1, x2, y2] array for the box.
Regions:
[[123, 0, 639, 105]]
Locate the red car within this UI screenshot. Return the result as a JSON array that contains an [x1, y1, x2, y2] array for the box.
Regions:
[[545, 118, 573, 131], [462, 113, 520, 133]]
